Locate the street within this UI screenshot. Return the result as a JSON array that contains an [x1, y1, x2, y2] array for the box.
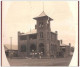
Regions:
[[8, 56, 72, 66]]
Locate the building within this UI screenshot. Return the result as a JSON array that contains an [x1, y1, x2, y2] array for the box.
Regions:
[[4, 45, 18, 57], [18, 11, 71, 58], [60, 43, 71, 57]]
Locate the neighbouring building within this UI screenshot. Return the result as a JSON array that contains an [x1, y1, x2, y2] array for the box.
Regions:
[[4, 45, 18, 57], [60, 43, 71, 57], [18, 11, 71, 58]]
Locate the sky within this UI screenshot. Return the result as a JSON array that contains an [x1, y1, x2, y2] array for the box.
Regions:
[[2, 1, 78, 47]]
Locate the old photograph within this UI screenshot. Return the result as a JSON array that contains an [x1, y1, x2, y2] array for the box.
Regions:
[[2, 1, 78, 66]]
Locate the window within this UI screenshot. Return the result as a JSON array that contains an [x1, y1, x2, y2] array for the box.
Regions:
[[20, 35, 27, 40], [54, 45, 57, 51], [21, 45, 26, 52], [42, 32, 43, 38], [51, 33, 53, 39], [29, 34, 37, 39], [62, 48, 66, 52], [40, 32, 43, 38], [51, 44, 54, 52], [39, 22, 43, 28], [47, 32, 49, 38]]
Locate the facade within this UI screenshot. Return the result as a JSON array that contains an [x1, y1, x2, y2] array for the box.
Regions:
[[60, 43, 71, 57], [18, 11, 71, 58]]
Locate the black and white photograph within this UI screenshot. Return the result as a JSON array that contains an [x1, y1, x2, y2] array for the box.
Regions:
[[2, 1, 78, 66]]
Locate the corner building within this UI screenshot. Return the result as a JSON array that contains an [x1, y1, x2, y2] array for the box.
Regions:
[[18, 11, 68, 58]]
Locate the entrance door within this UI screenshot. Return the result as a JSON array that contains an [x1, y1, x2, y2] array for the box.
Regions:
[[30, 44, 36, 52], [39, 43, 44, 55]]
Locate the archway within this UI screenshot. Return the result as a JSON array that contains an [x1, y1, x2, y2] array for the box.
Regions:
[[39, 43, 45, 55], [30, 44, 36, 52]]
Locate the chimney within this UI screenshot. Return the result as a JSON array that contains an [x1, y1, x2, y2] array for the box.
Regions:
[[22, 32, 24, 34], [55, 31, 58, 34], [69, 43, 71, 47], [18, 31, 21, 36], [18, 31, 20, 33], [35, 25, 37, 29]]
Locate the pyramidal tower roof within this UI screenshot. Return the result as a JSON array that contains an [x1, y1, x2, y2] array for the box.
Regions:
[[33, 11, 53, 21], [38, 11, 47, 17]]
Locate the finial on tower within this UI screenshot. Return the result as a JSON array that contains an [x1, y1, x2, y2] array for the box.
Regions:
[[43, 1, 44, 12], [33, 2, 53, 21]]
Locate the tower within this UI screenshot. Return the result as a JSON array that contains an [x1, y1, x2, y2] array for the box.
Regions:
[[33, 11, 53, 57]]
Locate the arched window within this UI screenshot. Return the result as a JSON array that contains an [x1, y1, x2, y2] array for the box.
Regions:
[[30, 44, 36, 52], [39, 43, 44, 54]]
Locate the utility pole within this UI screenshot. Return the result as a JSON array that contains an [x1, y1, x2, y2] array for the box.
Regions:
[[10, 37, 12, 51]]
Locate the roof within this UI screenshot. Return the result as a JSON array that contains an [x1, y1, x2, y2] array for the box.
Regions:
[[51, 31, 57, 35], [38, 11, 47, 17], [21, 29, 37, 35], [33, 11, 53, 20], [21, 30, 57, 36], [26, 29, 37, 34], [60, 44, 69, 47]]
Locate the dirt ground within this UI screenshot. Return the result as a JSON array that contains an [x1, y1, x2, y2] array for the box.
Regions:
[[7, 56, 72, 66]]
